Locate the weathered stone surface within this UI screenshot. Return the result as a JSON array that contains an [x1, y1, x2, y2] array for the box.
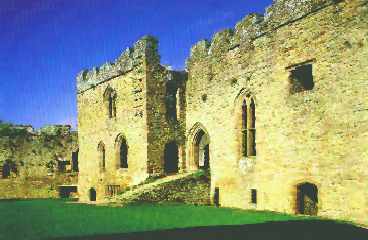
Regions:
[[77, 0, 368, 227], [77, 36, 159, 93], [77, 36, 187, 202], [0, 123, 78, 198], [186, 0, 368, 226]]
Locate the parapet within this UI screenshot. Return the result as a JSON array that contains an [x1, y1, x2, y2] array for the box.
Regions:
[[76, 36, 158, 93], [188, 0, 337, 64]]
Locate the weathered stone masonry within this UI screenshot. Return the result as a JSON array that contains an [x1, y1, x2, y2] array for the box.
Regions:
[[77, 37, 186, 202], [0, 124, 78, 198], [77, 0, 368, 226]]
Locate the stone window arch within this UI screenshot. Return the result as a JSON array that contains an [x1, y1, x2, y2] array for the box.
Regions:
[[187, 123, 210, 171], [97, 141, 106, 172], [241, 99, 247, 157], [103, 87, 117, 119], [115, 134, 128, 169], [247, 98, 256, 156], [237, 94, 256, 158]]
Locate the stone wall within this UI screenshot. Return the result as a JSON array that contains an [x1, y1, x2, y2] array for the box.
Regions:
[[0, 123, 78, 198], [76, 0, 368, 226], [77, 36, 187, 202], [186, 0, 368, 226]]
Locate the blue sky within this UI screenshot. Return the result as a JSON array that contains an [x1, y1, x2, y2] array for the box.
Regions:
[[0, 0, 272, 129]]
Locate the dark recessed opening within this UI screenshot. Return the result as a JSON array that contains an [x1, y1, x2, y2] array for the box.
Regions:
[[251, 189, 257, 204], [89, 188, 96, 201], [289, 64, 314, 94], [164, 141, 179, 174], [214, 187, 220, 207]]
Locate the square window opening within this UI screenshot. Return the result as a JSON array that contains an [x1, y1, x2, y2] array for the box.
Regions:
[[289, 64, 314, 94]]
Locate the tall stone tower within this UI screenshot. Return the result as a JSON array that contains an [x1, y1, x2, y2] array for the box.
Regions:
[[76, 36, 186, 202]]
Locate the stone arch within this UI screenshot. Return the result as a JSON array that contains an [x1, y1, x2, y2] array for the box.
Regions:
[[103, 86, 117, 119], [187, 123, 211, 171], [115, 134, 128, 169], [296, 182, 318, 215], [164, 141, 179, 174], [97, 141, 106, 172], [89, 187, 97, 201], [234, 90, 257, 159]]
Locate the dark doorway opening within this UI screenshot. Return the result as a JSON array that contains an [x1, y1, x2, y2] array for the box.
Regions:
[[164, 141, 179, 174], [72, 150, 79, 172], [203, 144, 210, 169], [214, 187, 220, 207], [297, 183, 318, 215], [89, 188, 97, 201]]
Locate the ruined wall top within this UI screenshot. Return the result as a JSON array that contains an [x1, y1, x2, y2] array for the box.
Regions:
[[76, 36, 158, 93], [188, 0, 338, 63]]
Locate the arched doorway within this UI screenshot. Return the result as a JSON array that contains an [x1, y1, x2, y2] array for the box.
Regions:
[[164, 141, 179, 174], [89, 188, 97, 201], [193, 129, 210, 170], [296, 182, 318, 215]]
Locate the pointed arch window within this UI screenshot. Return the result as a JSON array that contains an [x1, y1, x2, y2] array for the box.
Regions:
[[116, 135, 128, 169], [103, 87, 117, 119], [248, 98, 256, 156], [98, 142, 106, 171], [241, 97, 256, 157], [241, 100, 247, 157]]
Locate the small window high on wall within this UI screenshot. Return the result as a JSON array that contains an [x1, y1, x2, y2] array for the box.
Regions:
[[289, 63, 314, 94], [165, 80, 178, 122], [104, 87, 117, 119]]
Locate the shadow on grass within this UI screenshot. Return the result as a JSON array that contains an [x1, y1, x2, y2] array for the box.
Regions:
[[52, 220, 368, 240]]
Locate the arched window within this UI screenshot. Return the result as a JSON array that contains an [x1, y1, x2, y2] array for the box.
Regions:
[[104, 87, 116, 119], [248, 98, 256, 156], [241, 99, 247, 157], [240, 96, 256, 157], [116, 135, 128, 169], [98, 142, 106, 171]]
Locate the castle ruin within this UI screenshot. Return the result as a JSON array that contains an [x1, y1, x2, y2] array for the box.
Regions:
[[76, 0, 368, 226]]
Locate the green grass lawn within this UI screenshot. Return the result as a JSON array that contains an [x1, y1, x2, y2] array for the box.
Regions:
[[0, 199, 315, 240]]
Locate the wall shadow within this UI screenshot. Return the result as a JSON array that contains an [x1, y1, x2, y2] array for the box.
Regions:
[[52, 220, 368, 240]]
